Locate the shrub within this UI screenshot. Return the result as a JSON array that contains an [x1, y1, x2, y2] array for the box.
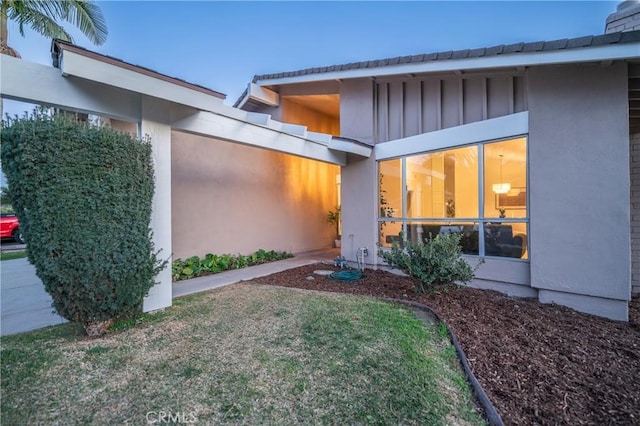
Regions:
[[380, 233, 478, 293], [1, 111, 165, 336]]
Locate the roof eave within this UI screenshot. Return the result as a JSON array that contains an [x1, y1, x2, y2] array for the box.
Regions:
[[51, 39, 227, 102], [254, 42, 640, 86]]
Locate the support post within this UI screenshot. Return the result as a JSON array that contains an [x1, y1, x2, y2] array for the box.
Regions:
[[140, 96, 173, 312]]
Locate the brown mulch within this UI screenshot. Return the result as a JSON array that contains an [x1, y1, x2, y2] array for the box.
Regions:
[[251, 263, 640, 426]]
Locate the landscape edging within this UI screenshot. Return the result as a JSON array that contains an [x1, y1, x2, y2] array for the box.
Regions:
[[386, 298, 504, 426]]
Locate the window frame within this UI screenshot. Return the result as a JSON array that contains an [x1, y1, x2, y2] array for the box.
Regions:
[[377, 135, 529, 261]]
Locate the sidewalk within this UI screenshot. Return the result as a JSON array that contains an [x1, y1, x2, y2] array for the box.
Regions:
[[1, 258, 68, 337], [1, 248, 338, 336], [173, 248, 338, 298]]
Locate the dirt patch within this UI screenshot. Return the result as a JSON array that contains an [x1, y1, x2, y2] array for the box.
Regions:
[[252, 264, 640, 425]]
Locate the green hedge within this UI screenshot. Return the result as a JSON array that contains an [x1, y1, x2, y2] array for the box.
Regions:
[[1, 111, 165, 336], [172, 249, 294, 281]]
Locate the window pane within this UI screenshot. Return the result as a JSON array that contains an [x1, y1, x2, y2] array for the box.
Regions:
[[406, 221, 479, 255], [484, 138, 527, 218], [406, 146, 478, 219], [379, 221, 403, 248], [379, 159, 402, 218], [484, 222, 528, 259]]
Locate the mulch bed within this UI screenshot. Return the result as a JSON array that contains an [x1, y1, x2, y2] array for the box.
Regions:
[[251, 263, 640, 425]]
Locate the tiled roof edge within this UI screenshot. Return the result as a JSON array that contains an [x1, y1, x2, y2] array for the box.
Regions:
[[252, 30, 640, 83]]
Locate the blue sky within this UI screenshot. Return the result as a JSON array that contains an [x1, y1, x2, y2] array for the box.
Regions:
[[3, 0, 618, 115]]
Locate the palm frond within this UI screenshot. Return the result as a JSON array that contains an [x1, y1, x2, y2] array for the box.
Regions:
[[4, 0, 107, 45], [59, 0, 107, 45], [8, 6, 71, 41]]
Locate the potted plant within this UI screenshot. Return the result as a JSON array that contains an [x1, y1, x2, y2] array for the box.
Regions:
[[327, 206, 341, 248]]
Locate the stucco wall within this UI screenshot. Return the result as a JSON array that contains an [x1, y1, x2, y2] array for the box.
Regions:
[[171, 131, 339, 259], [340, 79, 378, 265], [528, 62, 630, 320]]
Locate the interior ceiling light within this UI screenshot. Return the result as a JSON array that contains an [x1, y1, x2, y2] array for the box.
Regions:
[[492, 154, 511, 194]]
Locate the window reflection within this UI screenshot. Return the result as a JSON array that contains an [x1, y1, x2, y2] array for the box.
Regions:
[[378, 137, 528, 260], [484, 138, 527, 219], [406, 146, 478, 219], [379, 159, 401, 219]]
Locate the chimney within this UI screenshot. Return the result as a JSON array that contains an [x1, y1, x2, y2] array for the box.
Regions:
[[605, 1, 640, 33]]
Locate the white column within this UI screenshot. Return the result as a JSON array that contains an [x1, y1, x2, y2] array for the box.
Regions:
[[140, 96, 173, 312]]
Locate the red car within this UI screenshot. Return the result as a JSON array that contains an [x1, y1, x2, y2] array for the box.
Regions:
[[0, 213, 25, 243]]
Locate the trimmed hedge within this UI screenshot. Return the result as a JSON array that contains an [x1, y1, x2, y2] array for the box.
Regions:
[[1, 111, 165, 336]]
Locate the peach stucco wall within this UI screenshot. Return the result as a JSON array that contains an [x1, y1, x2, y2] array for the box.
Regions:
[[171, 131, 339, 259]]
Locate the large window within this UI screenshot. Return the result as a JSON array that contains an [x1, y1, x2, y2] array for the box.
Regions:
[[378, 137, 528, 260]]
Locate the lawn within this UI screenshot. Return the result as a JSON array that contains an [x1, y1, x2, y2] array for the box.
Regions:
[[0, 250, 27, 261], [1, 284, 485, 425]]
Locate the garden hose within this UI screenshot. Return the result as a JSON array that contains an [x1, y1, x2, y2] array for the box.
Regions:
[[329, 269, 363, 282], [330, 252, 364, 282]]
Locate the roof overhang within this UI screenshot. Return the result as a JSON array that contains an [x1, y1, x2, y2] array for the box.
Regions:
[[235, 83, 280, 109], [254, 42, 640, 86], [52, 40, 227, 113], [2, 48, 367, 166]]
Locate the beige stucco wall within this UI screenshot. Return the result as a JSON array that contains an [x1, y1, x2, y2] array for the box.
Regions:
[[171, 131, 339, 259], [528, 62, 630, 320], [339, 79, 378, 265]]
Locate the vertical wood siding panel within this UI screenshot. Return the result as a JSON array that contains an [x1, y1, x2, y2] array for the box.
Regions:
[[404, 79, 421, 138], [373, 81, 379, 144], [388, 81, 403, 140], [458, 79, 464, 125], [436, 80, 442, 130], [422, 79, 439, 133], [418, 80, 423, 134], [463, 78, 484, 124], [482, 78, 488, 120], [400, 82, 405, 138], [487, 76, 510, 119], [514, 76, 527, 112], [376, 82, 389, 142], [441, 78, 460, 129], [508, 77, 515, 114]]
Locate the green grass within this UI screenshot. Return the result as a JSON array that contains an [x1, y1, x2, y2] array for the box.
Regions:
[[0, 251, 27, 261], [1, 284, 486, 425]]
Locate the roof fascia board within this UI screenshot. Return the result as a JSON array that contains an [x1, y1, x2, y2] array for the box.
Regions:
[[172, 111, 347, 166], [375, 111, 529, 160], [374, 68, 527, 82], [59, 49, 225, 113], [249, 83, 280, 106], [328, 138, 372, 157], [255, 43, 640, 86], [55, 41, 226, 99], [235, 86, 251, 109], [0, 54, 141, 121]]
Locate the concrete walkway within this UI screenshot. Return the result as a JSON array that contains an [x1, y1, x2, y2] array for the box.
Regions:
[[1, 248, 339, 336]]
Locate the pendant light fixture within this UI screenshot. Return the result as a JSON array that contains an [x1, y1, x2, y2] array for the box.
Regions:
[[492, 154, 511, 194]]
